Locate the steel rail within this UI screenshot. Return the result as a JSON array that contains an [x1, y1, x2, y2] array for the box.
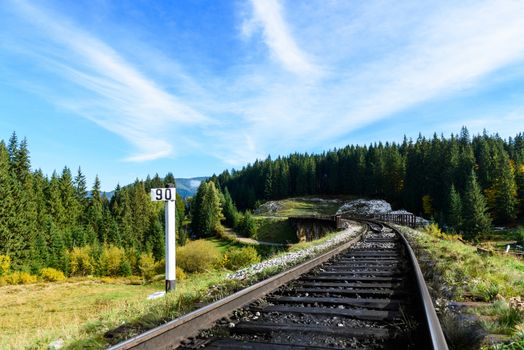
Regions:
[[383, 222, 449, 350], [108, 222, 366, 350]]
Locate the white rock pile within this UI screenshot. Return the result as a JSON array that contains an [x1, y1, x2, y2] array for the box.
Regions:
[[337, 199, 392, 215], [254, 201, 284, 215], [337, 199, 429, 226], [227, 224, 362, 280]]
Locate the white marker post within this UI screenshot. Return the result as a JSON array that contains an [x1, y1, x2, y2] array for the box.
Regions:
[[150, 184, 176, 292]]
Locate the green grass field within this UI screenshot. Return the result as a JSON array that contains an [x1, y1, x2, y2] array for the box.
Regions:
[[256, 197, 344, 217], [253, 217, 297, 244], [204, 236, 245, 253]]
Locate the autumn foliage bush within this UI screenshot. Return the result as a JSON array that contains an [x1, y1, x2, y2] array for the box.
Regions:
[[69, 246, 95, 276], [99, 245, 126, 276], [4, 271, 37, 284], [222, 246, 260, 270], [176, 266, 186, 280], [424, 223, 461, 241], [139, 253, 156, 280], [176, 240, 221, 273], [40, 267, 66, 282]]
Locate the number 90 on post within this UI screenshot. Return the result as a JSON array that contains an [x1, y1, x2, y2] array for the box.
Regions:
[[150, 188, 176, 202]]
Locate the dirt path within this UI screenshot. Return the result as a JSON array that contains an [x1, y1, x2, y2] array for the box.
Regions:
[[234, 235, 289, 247], [224, 228, 289, 247]]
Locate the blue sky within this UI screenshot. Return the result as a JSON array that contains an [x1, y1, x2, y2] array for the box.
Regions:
[[1, 0, 524, 191]]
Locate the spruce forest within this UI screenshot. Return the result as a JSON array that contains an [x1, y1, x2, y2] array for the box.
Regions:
[[216, 127, 524, 238], [0, 133, 185, 274], [1, 127, 524, 276]]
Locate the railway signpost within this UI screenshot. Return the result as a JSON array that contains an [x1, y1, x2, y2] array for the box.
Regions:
[[150, 184, 176, 292]]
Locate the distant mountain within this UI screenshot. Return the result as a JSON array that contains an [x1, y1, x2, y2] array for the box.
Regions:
[[174, 177, 208, 198], [97, 177, 207, 200]]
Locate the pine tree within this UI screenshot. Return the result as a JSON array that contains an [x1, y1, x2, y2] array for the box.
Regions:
[[60, 167, 81, 229], [47, 222, 66, 271], [115, 189, 134, 248], [222, 187, 239, 227], [149, 218, 164, 260], [31, 232, 48, 272], [447, 184, 463, 232], [7, 132, 18, 163], [456, 129, 476, 192], [191, 182, 223, 237], [87, 175, 104, 238], [33, 170, 49, 229], [175, 192, 185, 239], [516, 164, 524, 216], [462, 171, 491, 239], [74, 167, 88, 214], [129, 180, 151, 249], [9, 137, 37, 266], [164, 172, 176, 186], [492, 152, 518, 222], [264, 166, 273, 199], [47, 172, 66, 228], [190, 182, 206, 235], [0, 142, 17, 257]]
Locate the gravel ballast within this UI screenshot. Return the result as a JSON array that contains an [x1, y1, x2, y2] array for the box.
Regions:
[[227, 222, 363, 280]]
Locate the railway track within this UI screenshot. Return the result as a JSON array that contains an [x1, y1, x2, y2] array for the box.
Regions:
[[110, 221, 448, 350]]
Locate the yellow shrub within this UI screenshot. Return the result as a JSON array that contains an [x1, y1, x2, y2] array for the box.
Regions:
[[4, 272, 21, 284], [19, 272, 37, 284], [220, 254, 230, 269], [176, 266, 186, 280], [424, 223, 462, 241], [223, 247, 261, 271], [0, 255, 10, 275], [425, 223, 443, 236], [100, 276, 117, 284], [139, 253, 156, 280], [40, 268, 66, 282], [99, 245, 125, 276], [176, 240, 221, 273], [5, 271, 37, 285], [0, 276, 6, 287], [69, 246, 95, 276]]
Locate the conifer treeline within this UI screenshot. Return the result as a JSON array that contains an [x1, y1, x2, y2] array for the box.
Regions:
[[216, 128, 524, 236], [0, 133, 185, 272]]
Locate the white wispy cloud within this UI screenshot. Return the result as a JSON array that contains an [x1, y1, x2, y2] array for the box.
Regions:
[[3, 0, 524, 171], [243, 0, 321, 76], [7, 1, 209, 162], [229, 0, 524, 156]]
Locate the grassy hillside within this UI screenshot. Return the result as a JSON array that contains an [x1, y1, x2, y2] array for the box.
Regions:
[[246, 197, 348, 244], [253, 217, 297, 244], [254, 197, 344, 217], [397, 225, 524, 348]]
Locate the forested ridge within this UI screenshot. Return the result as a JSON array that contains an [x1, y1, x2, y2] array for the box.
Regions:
[[0, 133, 185, 273], [2, 128, 524, 275], [216, 127, 524, 238]]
